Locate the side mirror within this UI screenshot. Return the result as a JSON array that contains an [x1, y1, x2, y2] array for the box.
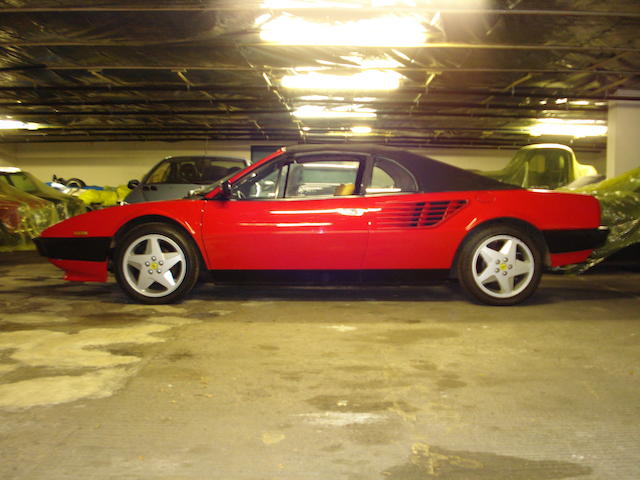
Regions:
[[220, 180, 233, 199], [127, 179, 140, 190]]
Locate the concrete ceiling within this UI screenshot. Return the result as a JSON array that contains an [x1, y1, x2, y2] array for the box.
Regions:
[[1, 0, 639, 151]]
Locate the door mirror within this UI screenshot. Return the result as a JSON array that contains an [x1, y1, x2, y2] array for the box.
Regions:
[[220, 180, 233, 199], [127, 179, 140, 190]]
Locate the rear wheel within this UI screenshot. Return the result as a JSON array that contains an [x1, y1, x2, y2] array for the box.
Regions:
[[114, 223, 200, 304], [457, 226, 542, 306]]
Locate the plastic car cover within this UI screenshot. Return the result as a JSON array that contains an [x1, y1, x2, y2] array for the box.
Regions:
[[2, 170, 87, 219], [560, 166, 640, 272], [0, 181, 60, 251], [77, 185, 131, 207]]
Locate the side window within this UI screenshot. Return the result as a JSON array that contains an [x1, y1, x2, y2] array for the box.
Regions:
[[146, 161, 171, 184], [231, 154, 363, 200], [233, 160, 285, 199], [7, 173, 39, 193], [367, 157, 418, 194], [284, 155, 362, 198]]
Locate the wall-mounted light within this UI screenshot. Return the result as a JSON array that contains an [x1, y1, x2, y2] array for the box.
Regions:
[[529, 119, 607, 138]]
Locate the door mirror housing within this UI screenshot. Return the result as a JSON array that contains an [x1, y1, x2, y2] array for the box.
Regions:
[[220, 180, 233, 199], [127, 179, 140, 190]]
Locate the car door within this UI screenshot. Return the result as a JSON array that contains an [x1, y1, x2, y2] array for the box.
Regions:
[[363, 155, 470, 271], [201, 152, 374, 271]]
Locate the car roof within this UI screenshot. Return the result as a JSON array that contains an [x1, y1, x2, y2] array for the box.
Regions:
[[279, 143, 518, 193], [161, 156, 245, 163], [283, 143, 424, 159]]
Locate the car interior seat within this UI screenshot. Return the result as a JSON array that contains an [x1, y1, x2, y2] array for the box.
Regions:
[[334, 183, 355, 196], [179, 163, 199, 183]]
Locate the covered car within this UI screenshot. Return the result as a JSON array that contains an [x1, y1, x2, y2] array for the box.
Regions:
[[0, 180, 61, 250], [560, 166, 640, 272], [36, 144, 607, 306], [0, 167, 86, 220], [474, 144, 598, 190], [124, 155, 249, 204], [0, 193, 32, 251]]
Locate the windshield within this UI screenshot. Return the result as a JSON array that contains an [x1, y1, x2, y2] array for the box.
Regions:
[[185, 170, 241, 198], [143, 157, 246, 185]]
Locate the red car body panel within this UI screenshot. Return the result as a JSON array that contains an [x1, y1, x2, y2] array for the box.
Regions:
[[35, 145, 605, 286]]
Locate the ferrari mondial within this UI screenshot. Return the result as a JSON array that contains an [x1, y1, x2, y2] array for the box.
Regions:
[[35, 145, 607, 306]]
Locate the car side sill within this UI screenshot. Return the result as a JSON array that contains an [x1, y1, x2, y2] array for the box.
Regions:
[[207, 269, 450, 285]]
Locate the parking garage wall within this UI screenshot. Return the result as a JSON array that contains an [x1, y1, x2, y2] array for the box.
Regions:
[[10, 141, 604, 187], [0, 144, 16, 166]]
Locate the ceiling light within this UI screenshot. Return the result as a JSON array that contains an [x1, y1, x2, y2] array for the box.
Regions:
[[555, 98, 568, 105], [570, 100, 590, 106], [282, 70, 401, 90], [351, 126, 372, 134], [529, 119, 607, 138], [260, 14, 427, 47], [298, 95, 345, 101], [262, 0, 360, 8], [0, 119, 40, 130], [293, 105, 377, 119]]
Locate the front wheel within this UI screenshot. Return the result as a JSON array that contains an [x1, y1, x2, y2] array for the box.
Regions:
[[114, 223, 200, 304], [457, 226, 542, 306]]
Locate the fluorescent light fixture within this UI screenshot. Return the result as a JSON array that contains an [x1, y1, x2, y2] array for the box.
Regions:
[[262, 1, 431, 10], [282, 70, 401, 90], [570, 100, 590, 106], [351, 126, 372, 134], [260, 14, 427, 46], [293, 105, 376, 119], [529, 119, 607, 138], [262, 0, 360, 8], [0, 119, 40, 130], [555, 98, 568, 105]]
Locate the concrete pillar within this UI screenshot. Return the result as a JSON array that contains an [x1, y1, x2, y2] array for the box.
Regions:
[[607, 90, 640, 178]]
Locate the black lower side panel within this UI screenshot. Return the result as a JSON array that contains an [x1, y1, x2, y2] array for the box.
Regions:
[[33, 236, 111, 262], [207, 269, 450, 285], [543, 227, 609, 254]]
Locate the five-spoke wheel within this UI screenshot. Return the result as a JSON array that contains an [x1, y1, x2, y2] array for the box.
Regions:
[[114, 223, 199, 304], [457, 226, 542, 305]]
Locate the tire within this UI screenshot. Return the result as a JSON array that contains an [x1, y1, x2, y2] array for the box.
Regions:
[[114, 223, 200, 304], [65, 178, 86, 188], [457, 225, 542, 306]]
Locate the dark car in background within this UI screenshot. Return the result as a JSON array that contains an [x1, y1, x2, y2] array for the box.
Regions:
[[124, 155, 249, 204]]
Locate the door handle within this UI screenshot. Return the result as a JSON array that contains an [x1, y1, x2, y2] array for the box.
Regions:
[[337, 208, 381, 217]]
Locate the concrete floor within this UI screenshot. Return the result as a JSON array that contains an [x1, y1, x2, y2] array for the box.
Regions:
[[0, 251, 638, 480]]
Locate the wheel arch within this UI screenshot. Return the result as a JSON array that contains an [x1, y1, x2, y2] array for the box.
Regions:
[[449, 217, 550, 279], [109, 215, 206, 267]]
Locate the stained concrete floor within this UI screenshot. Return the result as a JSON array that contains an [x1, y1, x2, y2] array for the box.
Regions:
[[0, 251, 638, 480]]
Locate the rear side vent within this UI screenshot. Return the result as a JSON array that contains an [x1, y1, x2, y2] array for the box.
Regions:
[[375, 200, 467, 229]]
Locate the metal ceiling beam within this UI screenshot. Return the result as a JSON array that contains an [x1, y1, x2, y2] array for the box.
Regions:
[[2, 41, 638, 54], [0, 6, 638, 18], [0, 97, 609, 111], [0, 85, 636, 101], [6, 109, 598, 120], [23, 64, 640, 75]]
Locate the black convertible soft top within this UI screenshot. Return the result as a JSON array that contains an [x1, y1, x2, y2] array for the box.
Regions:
[[283, 144, 520, 193]]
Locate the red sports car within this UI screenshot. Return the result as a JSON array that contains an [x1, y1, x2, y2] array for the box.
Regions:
[[35, 145, 607, 306]]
